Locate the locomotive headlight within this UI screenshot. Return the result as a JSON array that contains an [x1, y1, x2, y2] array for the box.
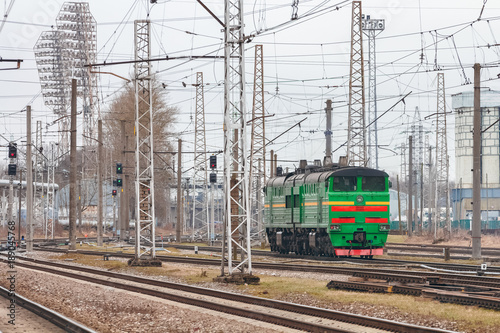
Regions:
[[379, 224, 391, 231], [356, 195, 364, 203], [330, 224, 340, 231]]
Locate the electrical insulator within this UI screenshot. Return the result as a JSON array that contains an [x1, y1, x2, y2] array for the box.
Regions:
[[209, 155, 216, 169]]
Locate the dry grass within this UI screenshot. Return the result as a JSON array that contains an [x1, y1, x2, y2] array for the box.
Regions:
[[392, 229, 500, 248], [240, 276, 500, 332], [46, 251, 500, 332]]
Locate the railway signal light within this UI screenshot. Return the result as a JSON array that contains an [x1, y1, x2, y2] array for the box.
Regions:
[[117, 178, 122, 187], [112, 189, 117, 196], [8, 164, 16, 176], [210, 172, 216, 183], [209, 155, 216, 169], [116, 163, 122, 174], [8, 143, 17, 159]]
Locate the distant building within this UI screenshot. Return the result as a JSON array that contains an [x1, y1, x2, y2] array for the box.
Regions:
[[451, 89, 500, 228]]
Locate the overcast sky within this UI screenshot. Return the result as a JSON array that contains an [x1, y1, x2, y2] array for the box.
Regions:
[[1, 0, 500, 180]]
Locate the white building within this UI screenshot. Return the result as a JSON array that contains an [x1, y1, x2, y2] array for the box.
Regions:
[[451, 89, 500, 228]]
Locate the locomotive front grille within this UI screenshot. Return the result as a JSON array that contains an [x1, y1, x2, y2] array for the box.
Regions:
[[352, 231, 366, 243]]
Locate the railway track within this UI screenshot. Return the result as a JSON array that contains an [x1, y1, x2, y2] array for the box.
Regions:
[[134, 243, 500, 273], [0, 256, 453, 333], [385, 242, 500, 258], [0, 285, 96, 333], [31, 247, 500, 287], [7, 237, 500, 261], [326, 279, 500, 310]]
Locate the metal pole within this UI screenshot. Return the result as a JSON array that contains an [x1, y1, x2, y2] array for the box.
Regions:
[[420, 162, 424, 235], [176, 139, 182, 243], [77, 180, 82, 233], [408, 135, 413, 237], [324, 99, 333, 165], [472, 63, 481, 259], [18, 169, 22, 245], [257, 158, 263, 242], [192, 177, 195, 242], [428, 146, 433, 233], [8, 171, 13, 243], [397, 175, 402, 235], [69, 79, 77, 250], [269, 150, 274, 178], [120, 120, 126, 240], [113, 195, 116, 235], [26, 106, 33, 251], [97, 119, 103, 246], [210, 184, 215, 245], [274, 154, 277, 176], [486, 173, 489, 230]]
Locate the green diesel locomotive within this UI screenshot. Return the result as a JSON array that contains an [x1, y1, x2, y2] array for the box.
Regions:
[[264, 165, 391, 258]]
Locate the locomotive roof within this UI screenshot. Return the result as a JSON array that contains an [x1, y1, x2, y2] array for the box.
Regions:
[[265, 166, 388, 187]]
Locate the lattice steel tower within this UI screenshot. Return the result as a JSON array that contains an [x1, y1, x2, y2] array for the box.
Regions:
[[411, 107, 423, 233], [435, 72, 450, 236], [362, 15, 384, 169], [192, 72, 208, 240], [46, 142, 56, 240], [250, 45, 266, 241], [33, 121, 44, 231], [222, 0, 252, 275], [131, 20, 157, 264], [347, 1, 366, 166]]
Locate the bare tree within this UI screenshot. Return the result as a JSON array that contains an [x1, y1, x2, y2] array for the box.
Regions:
[[103, 78, 179, 224]]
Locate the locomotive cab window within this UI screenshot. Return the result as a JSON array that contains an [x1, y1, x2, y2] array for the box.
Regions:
[[294, 194, 300, 207], [362, 176, 386, 192], [332, 176, 356, 192]]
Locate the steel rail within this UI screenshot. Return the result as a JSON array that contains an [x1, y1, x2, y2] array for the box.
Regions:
[[0, 286, 97, 333], [0, 256, 453, 333], [126, 243, 500, 271], [31, 248, 500, 287], [327, 280, 500, 310]]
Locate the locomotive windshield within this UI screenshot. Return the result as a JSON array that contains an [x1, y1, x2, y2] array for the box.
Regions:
[[362, 176, 386, 192], [332, 176, 356, 191]]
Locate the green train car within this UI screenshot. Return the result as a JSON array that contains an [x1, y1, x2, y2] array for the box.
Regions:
[[264, 166, 391, 258]]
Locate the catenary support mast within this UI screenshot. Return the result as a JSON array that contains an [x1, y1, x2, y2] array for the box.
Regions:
[[250, 44, 266, 242], [192, 72, 208, 241], [131, 19, 158, 265], [362, 14, 384, 169], [472, 63, 481, 259], [223, 0, 252, 275], [435, 73, 449, 238], [347, 1, 366, 166]]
